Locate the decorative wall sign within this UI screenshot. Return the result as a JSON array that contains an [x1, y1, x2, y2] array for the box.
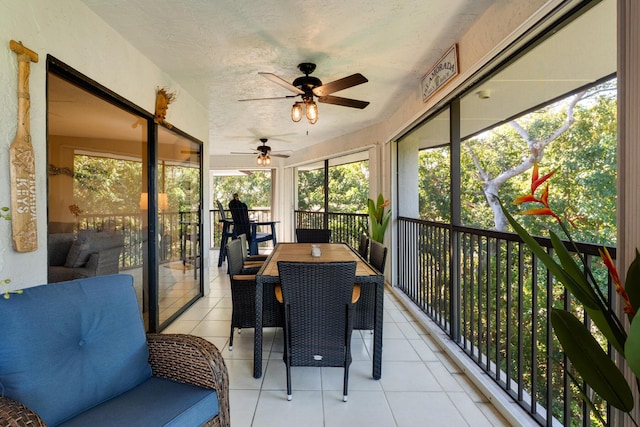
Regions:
[[9, 40, 39, 253], [421, 44, 458, 103]]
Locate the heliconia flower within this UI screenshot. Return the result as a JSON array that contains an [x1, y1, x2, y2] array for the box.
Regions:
[[530, 163, 539, 194], [513, 194, 539, 205], [599, 248, 635, 317], [532, 170, 556, 194], [540, 184, 550, 208], [520, 207, 561, 222]]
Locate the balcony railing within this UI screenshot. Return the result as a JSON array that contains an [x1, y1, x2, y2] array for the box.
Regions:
[[209, 210, 369, 251], [294, 210, 368, 249], [74, 211, 198, 269], [398, 217, 616, 427]]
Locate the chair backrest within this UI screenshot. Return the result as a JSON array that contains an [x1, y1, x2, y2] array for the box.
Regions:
[[358, 233, 369, 260], [0, 275, 151, 426], [216, 200, 228, 220], [238, 233, 250, 259], [229, 201, 251, 237], [226, 238, 244, 276], [295, 228, 332, 243], [277, 261, 357, 366], [369, 240, 387, 273]]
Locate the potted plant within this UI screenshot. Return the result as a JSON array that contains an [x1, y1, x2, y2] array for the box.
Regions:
[[367, 194, 391, 243]]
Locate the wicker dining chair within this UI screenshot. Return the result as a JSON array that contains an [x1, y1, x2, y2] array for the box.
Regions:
[[226, 239, 258, 351], [357, 233, 369, 260], [238, 234, 268, 274], [226, 238, 282, 350], [295, 228, 332, 243], [353, 240, 387, 331], [369, 240, 388, 273], [277, 261, 358, 402]]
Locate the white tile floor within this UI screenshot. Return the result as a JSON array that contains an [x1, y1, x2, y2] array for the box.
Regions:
[[163, 253, 511, 427]]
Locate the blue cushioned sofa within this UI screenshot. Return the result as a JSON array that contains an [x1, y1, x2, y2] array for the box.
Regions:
[[0, 274, 230, 427]]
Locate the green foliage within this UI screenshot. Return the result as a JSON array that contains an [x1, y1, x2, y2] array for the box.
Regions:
[[418, 147, 450, 221], [416, 80, 618, 246], [502, 196, 639, 424], [212, 171, 271, 209], [1, 279, 21, 299], [551, 309, 633, 412], [72, 155, 201, 215], [0, 206, 10, 221], [298, 161, 369, 213], [367, 193, 391, 243]]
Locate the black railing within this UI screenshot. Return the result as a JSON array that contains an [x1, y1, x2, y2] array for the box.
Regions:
[[75, 210, 198, 269], [294, 210, 368, 249], [397, 217, 616, 426]]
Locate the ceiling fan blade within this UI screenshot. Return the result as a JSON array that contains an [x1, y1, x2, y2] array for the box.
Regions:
[[271, 153, 290, 158], [238, 95, 297, 101], [259, 72, 305, 95], [230, 151, 258, 155], [312, 73, 368, 96], [317, 95, 370, 109]]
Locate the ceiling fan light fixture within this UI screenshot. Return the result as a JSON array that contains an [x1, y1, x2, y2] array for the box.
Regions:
[[306, 100, 318, 124], [264, 154, 271, 165], [291, 102, 303, 122], [256, 154, 264, 165]]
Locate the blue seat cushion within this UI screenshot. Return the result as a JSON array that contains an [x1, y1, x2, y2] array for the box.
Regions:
[[58, 377, 218, 427], [0, 274, 152, 426]]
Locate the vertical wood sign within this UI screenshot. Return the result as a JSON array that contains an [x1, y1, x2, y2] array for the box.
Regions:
[[9, 40, 38, 252]]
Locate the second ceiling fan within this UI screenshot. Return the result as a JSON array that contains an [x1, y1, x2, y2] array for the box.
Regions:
[[239, 63, 369, 124]]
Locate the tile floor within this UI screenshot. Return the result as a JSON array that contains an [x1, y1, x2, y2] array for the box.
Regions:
[[163, 253, 512, 427]]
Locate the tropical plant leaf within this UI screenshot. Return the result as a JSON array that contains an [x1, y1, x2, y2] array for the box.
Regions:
[[584, 305, 625, 355], [548, 231, 626, 354], [502, 203, 599, 308], [624, 314, 640, 382], [549, 231, 593, 296], [564, 368, 608, 426], [551, 308, 634, 412], [625, 249, 640, 317]]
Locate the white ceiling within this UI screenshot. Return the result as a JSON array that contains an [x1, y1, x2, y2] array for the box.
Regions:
[[78, 0, 496, 156]]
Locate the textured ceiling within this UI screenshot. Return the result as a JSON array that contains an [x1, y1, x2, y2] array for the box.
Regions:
[[79, 0, 495, 156]]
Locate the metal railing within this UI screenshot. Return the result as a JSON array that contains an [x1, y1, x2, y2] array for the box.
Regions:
[[397, 217, 616, 426], [74, 210, 198, 269], [294, 210, 368, 249]]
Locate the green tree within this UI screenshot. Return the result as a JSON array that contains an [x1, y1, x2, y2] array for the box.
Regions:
[[298, 160, 369, 213], [212, 171, 271, 210], [462, 80, 616, 245]]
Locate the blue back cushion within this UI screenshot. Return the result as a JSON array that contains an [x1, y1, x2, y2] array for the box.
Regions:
[[0, 274, 152, 426]]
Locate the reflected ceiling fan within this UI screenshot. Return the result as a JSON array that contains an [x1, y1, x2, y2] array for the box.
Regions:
[[239, 63, 369, 124], [231, 138, 291, 165]]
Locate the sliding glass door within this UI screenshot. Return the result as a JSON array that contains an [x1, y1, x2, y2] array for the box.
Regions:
[[47, 58, 203, 331]]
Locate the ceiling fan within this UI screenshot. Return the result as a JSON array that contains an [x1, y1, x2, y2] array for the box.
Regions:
[[231, 138, 291, 165], [239, 63, 369, 124]]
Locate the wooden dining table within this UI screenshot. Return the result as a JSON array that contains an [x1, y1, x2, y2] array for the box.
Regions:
[[254, 242, 385, 379]]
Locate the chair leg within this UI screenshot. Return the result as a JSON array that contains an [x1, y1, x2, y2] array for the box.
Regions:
[[343, 364, 349, 402], [286, 363, 292, 401], [284, 305, 292, 401], [229, 325, 234, 351]]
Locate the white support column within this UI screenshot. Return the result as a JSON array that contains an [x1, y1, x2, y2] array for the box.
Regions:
[[617, 1, 640, 425]]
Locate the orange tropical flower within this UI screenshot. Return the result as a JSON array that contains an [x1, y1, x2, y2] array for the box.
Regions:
[[514, 163, 561, 223], [599, 247, 635, 317]]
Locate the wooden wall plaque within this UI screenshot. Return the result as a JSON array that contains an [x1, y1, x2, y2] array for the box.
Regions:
[[9, 40, 38, 252]]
